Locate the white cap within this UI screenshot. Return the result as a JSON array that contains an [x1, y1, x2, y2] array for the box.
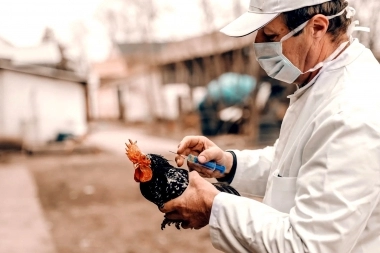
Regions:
[[220, 0, 332, 37]]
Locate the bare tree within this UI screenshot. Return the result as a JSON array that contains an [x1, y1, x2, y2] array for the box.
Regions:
[[70, 21, 90, 74], [96, 0, 160, 46], [95, 0, 162, 121]]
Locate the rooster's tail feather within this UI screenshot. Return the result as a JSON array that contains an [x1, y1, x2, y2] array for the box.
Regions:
[[212, 182, 240, 196]]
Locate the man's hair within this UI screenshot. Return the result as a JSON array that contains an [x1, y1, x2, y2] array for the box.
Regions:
[[282, 0, 351, 42]]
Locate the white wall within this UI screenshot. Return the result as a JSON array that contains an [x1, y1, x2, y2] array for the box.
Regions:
[[96, 72, 208, 123], [87, 71, 100, 120], [156, 83, 191, 120], [154, 84, 207, 120], [0, 73, 5, 133], [0, 70, 87, 147], [119, 72, 161, 122], [97, 87, 120, 120], [119, 77, 207, 122]]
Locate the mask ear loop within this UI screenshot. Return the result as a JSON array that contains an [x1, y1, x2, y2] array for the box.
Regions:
[[345, 6, 370, 40], [280, 22, 307, 42], [280, 7, 348, 43]]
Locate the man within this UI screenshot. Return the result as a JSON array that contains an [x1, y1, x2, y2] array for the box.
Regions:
[[160, 0, 380, 252]]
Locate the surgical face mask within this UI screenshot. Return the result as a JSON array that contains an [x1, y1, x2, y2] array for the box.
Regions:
[[253, 7, 352, 84]]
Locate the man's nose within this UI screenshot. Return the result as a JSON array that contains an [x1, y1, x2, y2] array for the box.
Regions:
[[254, 29, 266, 43]]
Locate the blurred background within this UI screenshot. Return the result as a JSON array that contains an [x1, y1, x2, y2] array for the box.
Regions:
[[0, 0, 379, 252]]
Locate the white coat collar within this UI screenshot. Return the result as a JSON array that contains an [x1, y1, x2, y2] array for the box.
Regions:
[[287, 39, 365, 102]]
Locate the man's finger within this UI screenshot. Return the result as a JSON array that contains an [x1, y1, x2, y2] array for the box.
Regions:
[[177, 136, 205, 153], [198, 146, 224, 164], [164, 211, 182, 220], [175, 155, 185, 167], [159, 200, 175, 213]]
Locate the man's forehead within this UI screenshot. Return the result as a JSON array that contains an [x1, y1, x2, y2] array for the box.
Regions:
[[261, 15, 288, 32]]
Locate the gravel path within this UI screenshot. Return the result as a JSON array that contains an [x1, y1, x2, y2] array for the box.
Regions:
[[0, 165, 57, 253]]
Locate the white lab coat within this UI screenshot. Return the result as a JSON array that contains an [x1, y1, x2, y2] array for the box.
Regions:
[[209, 39, 380, 253]]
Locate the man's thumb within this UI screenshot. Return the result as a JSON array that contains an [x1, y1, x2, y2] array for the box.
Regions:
[[198, 147, 220, 164]]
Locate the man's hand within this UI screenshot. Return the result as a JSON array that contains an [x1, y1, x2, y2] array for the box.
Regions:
[[159, 171, 220, 229], [175, 136, 233, 178]]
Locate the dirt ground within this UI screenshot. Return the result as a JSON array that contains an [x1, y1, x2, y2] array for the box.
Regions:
[[1, 120, 274, 253], [10, 151, 222, 253]]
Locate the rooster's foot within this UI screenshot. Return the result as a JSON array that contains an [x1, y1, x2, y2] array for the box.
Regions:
[[161, 217, 183, 230]]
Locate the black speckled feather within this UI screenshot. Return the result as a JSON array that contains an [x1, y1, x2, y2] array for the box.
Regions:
[[140, 154, 189, 208], [138, 153, 240, 230]]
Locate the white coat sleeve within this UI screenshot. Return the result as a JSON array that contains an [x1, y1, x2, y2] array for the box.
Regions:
[[228, 141, 277, 198], [209, 112, 380, 253]]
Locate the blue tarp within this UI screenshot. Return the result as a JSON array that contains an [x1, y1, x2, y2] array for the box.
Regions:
[[206, 72, 256, 106]]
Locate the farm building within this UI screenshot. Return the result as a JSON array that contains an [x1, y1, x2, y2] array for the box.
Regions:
[[0, 60, 88, 152]]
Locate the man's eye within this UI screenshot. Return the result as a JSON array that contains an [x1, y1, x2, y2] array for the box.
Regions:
[[266, 34, 277, 41]]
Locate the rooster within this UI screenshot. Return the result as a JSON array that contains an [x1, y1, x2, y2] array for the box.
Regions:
[[125, 139, 240, 230]]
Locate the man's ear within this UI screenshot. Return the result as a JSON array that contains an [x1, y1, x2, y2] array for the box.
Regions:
[[308, 14, 329, 40]]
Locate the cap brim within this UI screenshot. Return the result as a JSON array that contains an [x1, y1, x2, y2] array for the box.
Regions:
[[220, 12, 279, 37]]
